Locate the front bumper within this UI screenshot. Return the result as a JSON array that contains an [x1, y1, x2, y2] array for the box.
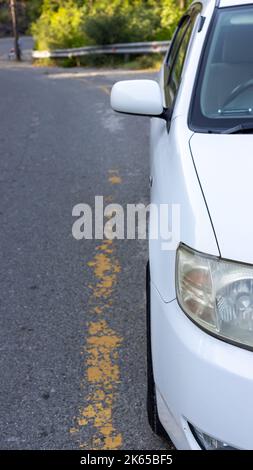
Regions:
[[151, 282, 253, 450]]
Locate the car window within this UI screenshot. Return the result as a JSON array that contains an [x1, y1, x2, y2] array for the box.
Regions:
[[165, 7, 201, 109], [190, 5, 253, 132], [166, 16, 191, 74], [164, 15, 190, 106]]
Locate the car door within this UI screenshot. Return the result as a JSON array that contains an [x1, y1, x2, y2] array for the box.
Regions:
[[149, 4, 202, 302]]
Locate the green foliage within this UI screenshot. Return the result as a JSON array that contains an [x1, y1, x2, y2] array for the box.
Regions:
[[0, 1, 42, 36], [25, 0, 43, 24], [84, 0, 165, 44], [31, 0, 86, 50], [84, 14, 129, 45], [32, 0, 192, 51], [84, 6, 160, 45], [0, 5, 10, 23], [146, 0, 192, 38], [0, 1, 11, 36], [127, 5, 161, 42]]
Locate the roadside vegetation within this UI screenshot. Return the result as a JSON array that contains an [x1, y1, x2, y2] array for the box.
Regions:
[[2, 0, 190, 68], [31, 0, 190, 49], [0, 1, 41, 36]]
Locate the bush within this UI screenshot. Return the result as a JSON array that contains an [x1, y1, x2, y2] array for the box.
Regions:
[[0, 4, 11, 37], [84, 6, 161, 45], [127, 6, 161, 42], [84, 14, 130, 45], [32, 0, 190, 57], [31, 0, 86, 50]]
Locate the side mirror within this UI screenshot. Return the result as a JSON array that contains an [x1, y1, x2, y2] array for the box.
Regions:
[[110, 79, 167, 119]]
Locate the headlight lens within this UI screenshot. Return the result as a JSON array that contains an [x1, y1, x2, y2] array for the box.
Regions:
[[188, 422, 237, 450], [176, 244, 253, 348]]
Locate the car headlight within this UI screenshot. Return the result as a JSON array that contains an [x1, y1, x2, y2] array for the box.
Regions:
[[176, 244, 253, 349], [188, 422, 237, 450]]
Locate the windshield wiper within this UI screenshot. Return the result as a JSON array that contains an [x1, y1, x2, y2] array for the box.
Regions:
[[222, 122, 253, 134]]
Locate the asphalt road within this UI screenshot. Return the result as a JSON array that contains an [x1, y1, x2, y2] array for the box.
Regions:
[[0, 36, 33, 60], [0, 59, 173, 450]]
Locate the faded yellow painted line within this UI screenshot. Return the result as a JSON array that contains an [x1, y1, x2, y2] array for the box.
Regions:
[[108, 169, 122, 185], [99, 85, 111, 96], [79, 318, 122, 449], [108, 175, 122, 185], [71, 172, 123, 450]]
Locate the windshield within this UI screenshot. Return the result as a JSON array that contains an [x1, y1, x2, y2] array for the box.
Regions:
[[190, 5, 253, 133]]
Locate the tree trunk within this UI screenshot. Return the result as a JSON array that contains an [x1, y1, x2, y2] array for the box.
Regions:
[[9, 0, 21, 61]]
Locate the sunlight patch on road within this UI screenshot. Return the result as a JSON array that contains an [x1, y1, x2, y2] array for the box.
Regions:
[[47, 69, 155, 80]]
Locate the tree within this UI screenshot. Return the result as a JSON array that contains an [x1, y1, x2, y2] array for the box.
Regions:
[[9, 0, 21, 60], [31, 0, 191, 51], [31, 0, 86, 50], [24, 0, 43, 24]]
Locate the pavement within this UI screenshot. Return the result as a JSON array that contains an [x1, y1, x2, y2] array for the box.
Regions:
[[0, 58, 173, 450], [0, 36, 33, 61]]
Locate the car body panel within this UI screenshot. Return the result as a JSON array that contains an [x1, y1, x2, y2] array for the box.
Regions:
[[111, 0, 253, 451], [151, 283, 253, 450], [220, 0, 253, 7], [150, 0, 219, 302], [149, 116, 219, 303], [150, 0, 253, 450], [190, 133, 253, 265]]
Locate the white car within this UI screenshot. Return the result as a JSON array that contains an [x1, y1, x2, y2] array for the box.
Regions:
[[111, 0, 253, 450]]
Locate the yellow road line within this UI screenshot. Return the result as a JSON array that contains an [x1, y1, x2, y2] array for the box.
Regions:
[[108, 175, 122, 185], [108, 169, 122, 185], [71, 171, 123, 450], [79, 318, 122, 449], [99, 85, 111, 96]]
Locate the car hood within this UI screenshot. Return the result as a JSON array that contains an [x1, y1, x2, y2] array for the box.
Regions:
[[190, 133, 253, 265]]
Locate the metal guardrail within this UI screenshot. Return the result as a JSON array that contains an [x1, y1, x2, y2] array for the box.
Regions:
[[32, 41, 170, 59]]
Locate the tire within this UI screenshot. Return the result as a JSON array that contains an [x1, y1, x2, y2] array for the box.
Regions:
[[146, 262, 168, 439]]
